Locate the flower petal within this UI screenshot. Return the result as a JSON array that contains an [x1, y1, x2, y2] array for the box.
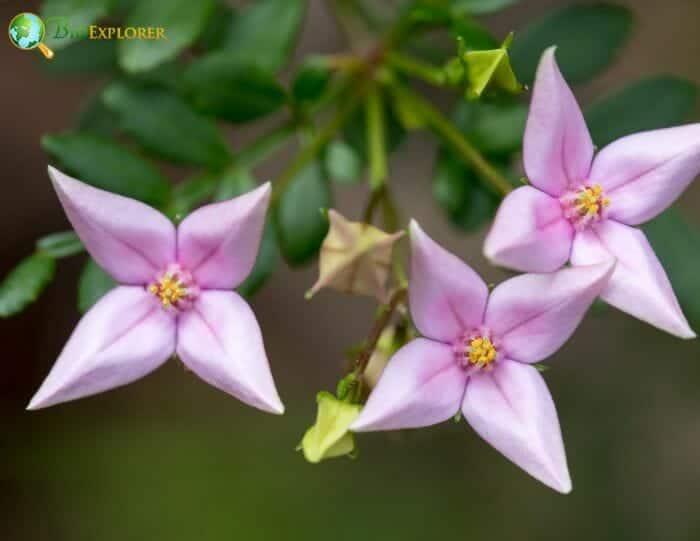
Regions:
[[350, 338, 466, 432], [27, 286, 175, 410], [176, 290, 284, 414], [485, 260, 615, 363], [571, 221, 695, 339], [462, 359, 571, 493], [177, 183, 270, 289], [523, 47, 594, 197], [409, 221, 488, 343], [484, 186, 574, 272], [589, 124, 700, 225], [49, 166, 176, 285]]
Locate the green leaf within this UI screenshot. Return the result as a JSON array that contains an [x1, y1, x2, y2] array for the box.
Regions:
[[36, 231, 84, 258], [102, 82, 231, 168], [76, 92, 119, 136], [214, 167, 256, 202], [167, 173, 218, 221], [119, 0, 215, 73], [219, 0, 305, 73], [585, 76, 698, 147], [451, 0, 518, 15], [184, 53, 288, 123], [42, 133, 170, 207], [645, 209, 700, 325], [78, 258, 116, 313], [275, 161, 331, 266], [433, 150, 498, 231], [42, 0, 112, 50], [510, 4, 633, 84], [0, 254, 55, 318], [292, 57, 332, 104], [325, 140, 363, 184], [450, 17, 498, 51], [197, 3, 236, 51], [451, 100, 527, 155], [42, 39, 117, 74]]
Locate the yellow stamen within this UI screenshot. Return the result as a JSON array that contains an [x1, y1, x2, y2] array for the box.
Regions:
[[576, 183, 609, 216], [149, 274, 187, 308], [467, 336, 497, 367]]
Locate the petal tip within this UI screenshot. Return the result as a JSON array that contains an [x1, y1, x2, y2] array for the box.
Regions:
[[349, 415, 370, 433], [408, 219, 423, 237], [26, 387, 54, 411]]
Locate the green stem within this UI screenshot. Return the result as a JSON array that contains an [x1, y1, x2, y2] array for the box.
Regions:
[[353, 286, 407, 375], [365, 87, 388, 190], [236, 122, 296, 170], [387, 51, 446, 86], [393, 84, 514, 196], [272, 84, 367, 204]]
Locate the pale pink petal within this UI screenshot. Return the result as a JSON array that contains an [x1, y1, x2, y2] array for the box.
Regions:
[[571, 221, 695, 339], [49, 166, 176, 285], [27, 287, 175, 410], [589, 124, 700, 225], [484, 186, 574, 272], [462, 359, 571, 493], [409, 221, 488, 343], [485, 260, 615, 363], [176, 290, 284, 414], [177, 183, 270, 289], [350, 338, 467, 431], [523, 47, 594, 197]]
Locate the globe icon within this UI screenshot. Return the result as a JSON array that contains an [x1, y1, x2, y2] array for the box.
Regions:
[[8, 13, 45, 49], [8, 12, 54, 58]]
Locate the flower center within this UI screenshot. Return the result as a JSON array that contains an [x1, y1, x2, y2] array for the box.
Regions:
[[147, 264, 198, 311], [453, 328, 501, 372], [560, 183, 610, 231]]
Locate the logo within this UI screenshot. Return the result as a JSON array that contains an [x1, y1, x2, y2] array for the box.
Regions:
[[8, 12, 167, 60], [8, 12, 54, 59]]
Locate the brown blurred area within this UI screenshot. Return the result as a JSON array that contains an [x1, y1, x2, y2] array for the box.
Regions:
[[1, 1, 699, 540]]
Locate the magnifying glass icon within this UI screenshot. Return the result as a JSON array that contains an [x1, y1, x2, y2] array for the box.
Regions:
[[8, 12, 55, 59]]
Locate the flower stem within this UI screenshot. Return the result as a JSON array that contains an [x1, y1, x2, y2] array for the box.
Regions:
[[236, 122, 296, 170], [272, 83, 367, 205], [386, 51, 446, 86], [366, 86, 388, 190], [354, 287, 407, 374], [391, 83, 514, 196]]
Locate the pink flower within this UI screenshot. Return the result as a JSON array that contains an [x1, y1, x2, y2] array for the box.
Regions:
[[28, 167, 284, 414], [484, 47, 699, 339], [351, 221, 616, 493]]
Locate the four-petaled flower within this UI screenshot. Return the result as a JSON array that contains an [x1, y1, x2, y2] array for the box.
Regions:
[[484, 47, 699, 339], [28, 167, 284, 414], [351, 221, 615, 493]]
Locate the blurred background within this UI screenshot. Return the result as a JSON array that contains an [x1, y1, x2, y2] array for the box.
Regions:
[[2, 0, 700, 539]]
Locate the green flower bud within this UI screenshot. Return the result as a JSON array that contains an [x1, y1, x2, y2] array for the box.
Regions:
[[299, 392, 362, 464]]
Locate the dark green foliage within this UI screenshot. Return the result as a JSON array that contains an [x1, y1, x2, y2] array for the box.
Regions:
[[275, 162, 331, 266], [586, 76, 698, 147], [0, 254, 56, 317], [42, 133, 170, 207], [511, 4, 633, 84], [102, 82, 231, 168]]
